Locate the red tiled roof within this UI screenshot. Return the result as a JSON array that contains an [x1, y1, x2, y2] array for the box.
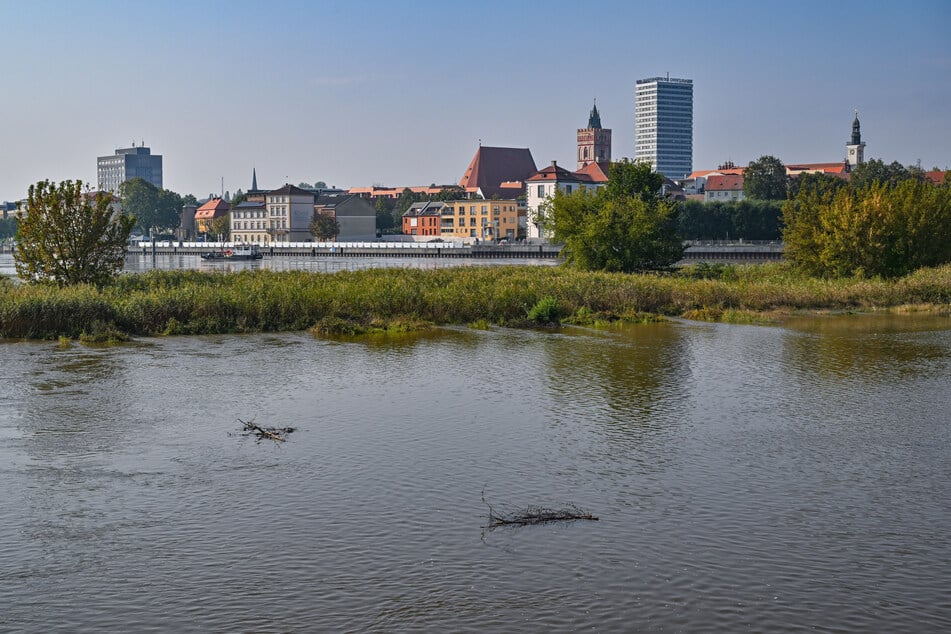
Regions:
[[527, 161, 596, 184], [459, 146, 537, 196], [706, 174, 745, 191], [686, 168, 745, 179], [576, 161, 611, 183], [786, 162, 849, 175], [925, 170, 947, 185], [194, 197, 230, 219]]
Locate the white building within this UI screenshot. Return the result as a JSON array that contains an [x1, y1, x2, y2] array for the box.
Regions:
[[634, 76, 693, 179], [266, 184, 315, 243], [525, 161, 607, 241]]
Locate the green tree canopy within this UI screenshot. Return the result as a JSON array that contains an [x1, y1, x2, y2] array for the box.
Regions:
[[311, 213, 340, 241], [543, 160, 683, 272], [782, 178, 951, 277], [848, 159, 924, 190], [118, 178, 183, 232], [209, 214, 230, 241], [743, 155, 788, 200], [14, 180, 134, 286]]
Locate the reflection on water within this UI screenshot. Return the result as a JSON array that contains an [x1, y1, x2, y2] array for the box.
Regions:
[[0, 317, 949, 632]]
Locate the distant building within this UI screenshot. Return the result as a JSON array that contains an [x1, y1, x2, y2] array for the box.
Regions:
[[458, 145, 537, 199], [577, 101, 612, 170], [402, 201, 444, 237], [230, 200, 267, 244], [525, 160, 608, 241], [314, 194, 376, 241], [266, 184, 315, 243], [178, 204, 197, 241], [195, 197, 230, 237], [97, 143, 163, 193], [704, 174, 745, 202], [846, 111, 866, 167], [634, 76, 693, 179]]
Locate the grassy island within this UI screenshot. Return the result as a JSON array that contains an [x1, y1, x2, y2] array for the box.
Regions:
[[1, 263, 950, 340]]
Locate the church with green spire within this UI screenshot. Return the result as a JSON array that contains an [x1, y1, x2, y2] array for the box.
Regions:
[[577, 100, 612, 170], [847, 110, 866, 166]]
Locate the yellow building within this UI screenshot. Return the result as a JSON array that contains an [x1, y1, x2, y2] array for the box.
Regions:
[[438, 199, 519, 240]]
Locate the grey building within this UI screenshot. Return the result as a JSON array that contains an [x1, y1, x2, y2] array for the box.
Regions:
[[97, 144, 163, 193], [314, 194, 377, 241], [634, 76, 693, 179]]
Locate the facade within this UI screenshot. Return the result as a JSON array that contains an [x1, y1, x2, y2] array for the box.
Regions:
[[846, 111, 866, 166], [458, 146, 537, 199], [266, 184, 315, 243], [194, 197, 230, 237], [704, 174, 745, 202], [634, 76, 693, 179], [525, 161, 607, 241], [439, 199, 519, 240], [402, 201, 444, 237], [314, 194, 376, 241], [97, 144, 163, 193], [230, 200, 268, 244], [577, 101, 612, 170]]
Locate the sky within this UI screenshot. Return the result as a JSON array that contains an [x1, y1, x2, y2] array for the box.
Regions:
[[1, 0, 949, 200]]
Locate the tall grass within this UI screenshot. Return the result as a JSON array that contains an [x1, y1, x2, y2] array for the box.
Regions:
[[0, 263, 949, 339]]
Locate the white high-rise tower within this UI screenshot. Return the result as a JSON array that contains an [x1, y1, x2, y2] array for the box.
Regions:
[[634, 76, 693, 179]]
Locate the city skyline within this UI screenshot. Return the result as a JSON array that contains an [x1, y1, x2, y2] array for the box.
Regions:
[[1, 0, 949, 200]]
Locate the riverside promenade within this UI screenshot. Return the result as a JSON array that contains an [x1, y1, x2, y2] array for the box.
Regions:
[[125, 240, 784, 263]]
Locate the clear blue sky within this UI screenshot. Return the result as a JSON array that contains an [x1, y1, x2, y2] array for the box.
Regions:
[[2, 0, 949, 200]]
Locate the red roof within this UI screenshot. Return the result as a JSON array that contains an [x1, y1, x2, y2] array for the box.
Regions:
[[706, 174, 745, 191], [576, 161, 611, 183], [459, 146, 537, 197], [686, 168, 745, 179], [195, 197, 231, 219], [786, 162, 849, 175], [925, 170, 947, 185], [527, 161, 596, 183]]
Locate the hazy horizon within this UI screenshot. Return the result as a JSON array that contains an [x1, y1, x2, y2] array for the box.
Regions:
[[2, 0, 949, 200]]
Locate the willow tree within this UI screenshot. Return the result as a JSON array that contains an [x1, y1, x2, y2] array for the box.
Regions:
[[15, 180, 134, 285]]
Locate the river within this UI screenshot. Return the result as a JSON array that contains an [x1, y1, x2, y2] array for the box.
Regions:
[[1, 313, 949, 632]]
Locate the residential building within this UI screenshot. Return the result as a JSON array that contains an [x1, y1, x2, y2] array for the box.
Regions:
[[577, 101, 611, 170], [230, 200, 267, 244], [195, 197, 230, 237], [458, 145, 537, 199], [704, 174, 745, 202], [177, 203, 197, 241], [437, 199, 519, 240], [525, 160, 607, 241], [266, 184, 315, 243], [97, 143, 163, 193], [846, 111, 866, 166], [634, 76, 693, 179], [313, 194, 376, 241], [402, 201, 444, 237]]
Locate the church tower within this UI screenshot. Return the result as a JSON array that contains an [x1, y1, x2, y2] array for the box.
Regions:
[[846, 110, 866, 166], [577, 101, 612, 170]]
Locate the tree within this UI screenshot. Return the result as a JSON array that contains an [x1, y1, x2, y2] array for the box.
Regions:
[[849, 159, 924, 190], [743, 155, 788, 200], [182, 193, 198, 207], [209, 214, 230, 241], [314, 181, 327, 189], [434, 186, 466, 201], [543, 160, 683, 272], [0, 217, 17, 240], [231, 189, 247, 206], [14, 180, 134, 286], [375, 197, 395, 231], [782, 178, 951, 277], [298, 182, 312, 189], [311, 213, 340, 241], [118, 178, 182, 232]]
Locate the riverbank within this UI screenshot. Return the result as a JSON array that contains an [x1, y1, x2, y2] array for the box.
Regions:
[[1, 263, 949, 339]]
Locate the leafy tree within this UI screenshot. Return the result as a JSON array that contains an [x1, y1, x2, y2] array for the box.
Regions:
[[231, 189, 247, 206], [182, 193, 198, 207], [783, 178, 951, 277], [787, 171, 849, 199], [298, 182, 312, 189], [209, 214, 230, 241], [543, 160, 683, 272], [14, 180, 134, 286], [314, 181, 327, 189], [119, 178, 182, 232], [0, 217, 18, 240], [393, 188, 423, 230], [434, 186, 467, 201], [849, 159, 924, 190], [311, 213, 340, 241], [375, 197, 395, 231], [743, 155, 788, 200]]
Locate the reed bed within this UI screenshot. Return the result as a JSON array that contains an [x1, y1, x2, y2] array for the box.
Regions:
[[0, 263, 949, 340]]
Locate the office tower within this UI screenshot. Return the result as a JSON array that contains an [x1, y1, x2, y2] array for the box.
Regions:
[[97, 143, 163, 192], [634, 76, 693, 179]]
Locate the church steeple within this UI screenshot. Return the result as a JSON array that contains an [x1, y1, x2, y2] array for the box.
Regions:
[[588, 100, 602, 129], [577, 100, 612, 170], [251, 168, 258, 191], [846, 109, 866, 167]]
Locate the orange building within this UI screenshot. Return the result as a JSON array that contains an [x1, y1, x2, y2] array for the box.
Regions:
[[195, 197, 230, 237]]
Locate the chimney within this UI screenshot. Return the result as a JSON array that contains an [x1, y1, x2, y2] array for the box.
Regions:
[[551, 160, 557, 167]]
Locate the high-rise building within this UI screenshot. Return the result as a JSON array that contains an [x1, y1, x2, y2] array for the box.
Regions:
[[97, 143, 163, 193], [577, 101, 612, 170], [634, 76, 693, 179]]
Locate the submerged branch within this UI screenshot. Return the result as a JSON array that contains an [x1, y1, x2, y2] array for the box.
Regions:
[[238, 418, 295, 443], [482, 488, 599, 529]]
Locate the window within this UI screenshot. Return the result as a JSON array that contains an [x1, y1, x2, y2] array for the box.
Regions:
[[481, 205, 487, 214], [565, 185, 572, 194], [537, 185, 544, 197]]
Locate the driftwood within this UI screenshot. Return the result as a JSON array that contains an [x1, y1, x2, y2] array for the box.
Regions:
[[238, 418, 295, 443], [482, 488, 598, 529]]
